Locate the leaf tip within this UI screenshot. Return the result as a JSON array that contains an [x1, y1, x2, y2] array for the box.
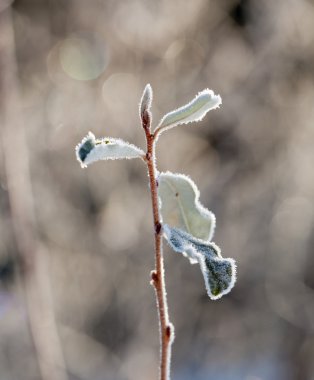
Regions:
[[75, 131, 96, 168], [201, 255, 237, 300], [196, 88, 222, 115]]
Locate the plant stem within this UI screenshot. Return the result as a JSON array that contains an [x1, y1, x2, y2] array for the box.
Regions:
[[143, 115, 174, 380]]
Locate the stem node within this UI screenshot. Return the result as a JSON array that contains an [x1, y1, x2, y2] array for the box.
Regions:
[[155, 222, 162, 235], [151, 270, 159, 285]]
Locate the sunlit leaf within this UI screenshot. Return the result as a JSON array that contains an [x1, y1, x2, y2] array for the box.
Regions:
[[163, 225, 236, 300], [158, 172, 215, 242], [155, 89, 221, 134], [76, 132, 145, 168]]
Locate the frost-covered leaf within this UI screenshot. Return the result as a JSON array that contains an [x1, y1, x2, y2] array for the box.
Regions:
[[76, 132, 145, 168], [163, 225, 236, 300], [139, 83, 153, 117], [158, 172, 215, 241], [155, 89, 221, 134]]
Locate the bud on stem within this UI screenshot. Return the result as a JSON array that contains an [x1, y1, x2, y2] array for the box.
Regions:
[[140, 84, 153, 131]]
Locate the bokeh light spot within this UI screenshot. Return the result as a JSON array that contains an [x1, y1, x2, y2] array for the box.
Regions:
[[59, 35, 108, 81]]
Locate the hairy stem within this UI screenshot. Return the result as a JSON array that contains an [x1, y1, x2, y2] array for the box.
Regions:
[[143, 114, 174, 380]]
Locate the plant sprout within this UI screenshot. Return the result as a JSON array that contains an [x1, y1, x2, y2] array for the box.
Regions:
[[75, 84, 237, 380]]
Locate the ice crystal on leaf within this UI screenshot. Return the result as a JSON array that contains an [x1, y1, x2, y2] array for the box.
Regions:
[[163, 225, 236, 300], [76, 132, 145, 168]]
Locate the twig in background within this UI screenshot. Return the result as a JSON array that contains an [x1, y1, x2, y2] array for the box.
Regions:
[[0, 6, 68, 380]]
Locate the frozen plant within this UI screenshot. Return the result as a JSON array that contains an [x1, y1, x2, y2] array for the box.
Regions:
[[75, 84, 237, 380]]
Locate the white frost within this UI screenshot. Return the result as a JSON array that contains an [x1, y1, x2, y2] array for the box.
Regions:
[[158, 171, 216, 242], [163, 225, 237, 300], [155, 89, 221, 134], [139, 83, 153, 117], [75, 132, 145, 168]]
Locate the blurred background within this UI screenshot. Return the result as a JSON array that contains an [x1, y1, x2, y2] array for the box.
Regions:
[[1, 0, 314, 379]]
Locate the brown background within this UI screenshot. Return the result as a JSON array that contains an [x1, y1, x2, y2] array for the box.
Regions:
[[1, 1, 314, 379]]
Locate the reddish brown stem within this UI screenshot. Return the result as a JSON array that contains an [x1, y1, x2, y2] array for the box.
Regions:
[[143, 114, 173, 380]]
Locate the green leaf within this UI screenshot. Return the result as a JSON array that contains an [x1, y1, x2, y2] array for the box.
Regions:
[[76, 132, 145, 168], [155, 89, 221, 135], [158, 172, 215, 242], [163, 225, 237, 300]]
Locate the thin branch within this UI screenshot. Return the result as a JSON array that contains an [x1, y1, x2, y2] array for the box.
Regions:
[[142, 111, 174, 380]]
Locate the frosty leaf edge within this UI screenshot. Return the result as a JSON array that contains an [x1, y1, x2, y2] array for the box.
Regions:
[[76, 132, 145, 168]]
